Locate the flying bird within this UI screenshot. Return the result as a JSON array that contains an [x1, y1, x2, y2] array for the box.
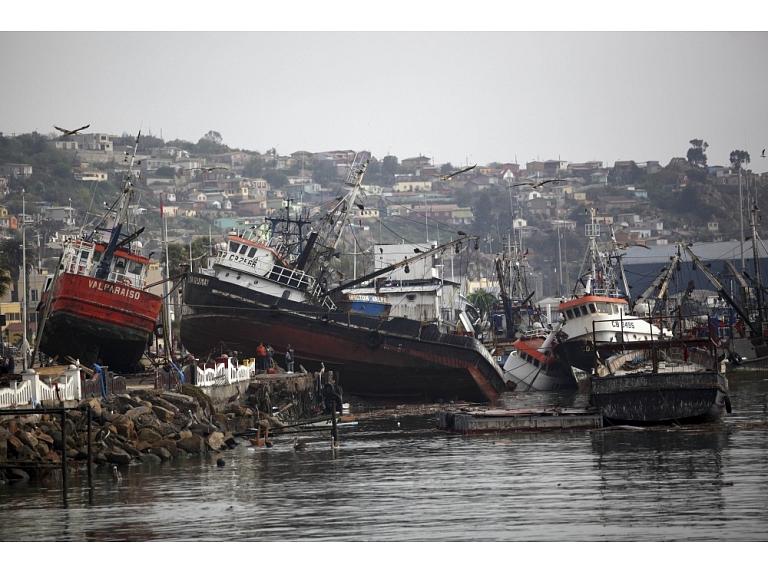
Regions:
[[440, 164, 477, 181], [513, 179, 568, 189], [54, 124, 90, 136], [185, 166, 228, 173]]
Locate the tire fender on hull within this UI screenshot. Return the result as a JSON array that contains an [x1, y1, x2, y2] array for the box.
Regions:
[[367, 331, 383, 349]]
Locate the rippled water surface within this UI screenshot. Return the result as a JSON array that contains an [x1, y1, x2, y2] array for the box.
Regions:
[[2, 374, 768, 541]]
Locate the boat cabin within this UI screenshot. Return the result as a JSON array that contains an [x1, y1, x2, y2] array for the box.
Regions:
[[558, 296, 630, 322]]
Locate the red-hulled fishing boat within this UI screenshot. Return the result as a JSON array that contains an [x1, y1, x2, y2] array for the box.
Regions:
[[35, 131, 163, 372]]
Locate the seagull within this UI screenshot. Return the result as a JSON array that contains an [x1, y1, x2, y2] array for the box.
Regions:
[[111, 464, 122, 482], [54, 124, 90, 136], [513, 179, 568, 189], [440, 164, 477, 181], [184, 166, 228, 173]]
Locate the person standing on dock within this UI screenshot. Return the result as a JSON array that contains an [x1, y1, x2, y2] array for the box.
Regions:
[[266, 344, 275, 369], [256, 342, 267, 372], [285, 344, 294, 374]]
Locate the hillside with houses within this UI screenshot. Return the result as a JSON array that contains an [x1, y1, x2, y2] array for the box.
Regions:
[[1, 129, 766, 345]]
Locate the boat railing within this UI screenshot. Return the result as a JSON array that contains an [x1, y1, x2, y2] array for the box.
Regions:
[[267, 263, 313, 292], [0, 365, 83, 409], [590, 313, 721, 373], [519, 327, 549, 339]]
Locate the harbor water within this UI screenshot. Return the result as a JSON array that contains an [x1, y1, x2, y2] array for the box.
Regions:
[[1, 373, 768, 542]]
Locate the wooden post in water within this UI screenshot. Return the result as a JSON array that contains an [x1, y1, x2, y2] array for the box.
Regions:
[[61, 407, 68, 507], [87, 406, 93, 489], [331, 398, 339, 449]]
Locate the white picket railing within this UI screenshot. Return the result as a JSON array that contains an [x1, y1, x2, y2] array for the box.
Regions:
[[194, 357, 256, 387], [0, 365, 83, 409]]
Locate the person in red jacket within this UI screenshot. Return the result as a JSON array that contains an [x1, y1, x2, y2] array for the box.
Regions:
[[256, 342, 267, 372]]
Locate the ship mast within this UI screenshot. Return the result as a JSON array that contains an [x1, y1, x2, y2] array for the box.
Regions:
[[95, 130, 141, 278]]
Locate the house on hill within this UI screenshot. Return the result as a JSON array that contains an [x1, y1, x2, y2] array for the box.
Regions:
[[402, 156, 431, 170]]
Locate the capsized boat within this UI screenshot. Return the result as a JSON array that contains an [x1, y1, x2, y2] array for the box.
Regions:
[[35, 131, 163, 372], [180, 157, 506, 403], [502, 325, 577, 391]]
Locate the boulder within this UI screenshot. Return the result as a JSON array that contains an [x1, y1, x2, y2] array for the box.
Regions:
[[159, 392, 199, 413], [137, 428, 163, 444], [78, 397, 103, 417], [36, 432, 54, 446], [124, 405, 152, 420], [134, 440, 153, 452], [15, 429, 39, 449], [8, 468, 30, 482], [148, 446, 171, 461], [6, 434, 23, 456], [148, 395, 179, 414], [105, 447, 132, 465], [152, 405, 175, 423], [135, 413, 174, 436], [151, 440, 178, 457], [176, 430, 193, 440], [19, 445, 39, 461], [139, 452, 163, 465], [177, 435, 205, 454], [206, 431, 226, 451], [223, 433, 238, 449], [35, 442, 50, 457], [43, 450, 61, 463], [113, 416, 136, 439]]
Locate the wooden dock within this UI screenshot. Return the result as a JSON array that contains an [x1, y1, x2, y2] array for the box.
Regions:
[[436, 408, 603, 435]]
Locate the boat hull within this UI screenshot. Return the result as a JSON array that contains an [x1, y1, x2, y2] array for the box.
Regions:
[[588, 371, 729, 425], [180, 273, 506, 403], [38, 272, 163, 372]]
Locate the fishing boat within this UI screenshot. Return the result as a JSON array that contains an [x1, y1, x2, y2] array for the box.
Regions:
[[34, 132, 163, 372], [551, 209, 666, 379], [504, 208, 665, 391], [501, 325, 577, 391], [587, 314, 731, 425], [180, 157, 507, 403]]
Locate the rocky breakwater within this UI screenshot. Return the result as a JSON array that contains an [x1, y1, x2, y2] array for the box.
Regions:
[[0, 384, 278, 483]]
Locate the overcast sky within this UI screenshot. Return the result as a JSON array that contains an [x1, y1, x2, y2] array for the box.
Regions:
[[2, 26, 766, 171]]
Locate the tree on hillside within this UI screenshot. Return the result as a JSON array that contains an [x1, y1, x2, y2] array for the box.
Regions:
[[382, 156, 400, 178], [203, 130, 223, 145], [263, 170, 289, 190], [729, 150, 751, 171], [686, 139, 709, 168], [0, 261, 12, 299], [0, 232, 34, 302], [243, 155, 267, 178]]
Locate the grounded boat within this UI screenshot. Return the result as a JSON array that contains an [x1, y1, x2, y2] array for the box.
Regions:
[[551, 209, 666, 382], [35, 132, 163, 372], [587, 315, 731, 425], [504, 209, 665, 391], [180, 158, 506, 403], [502, 327, 577, 391]]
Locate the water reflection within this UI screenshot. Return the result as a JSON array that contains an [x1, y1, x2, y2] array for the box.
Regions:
[[1, 376, 768, 541]]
